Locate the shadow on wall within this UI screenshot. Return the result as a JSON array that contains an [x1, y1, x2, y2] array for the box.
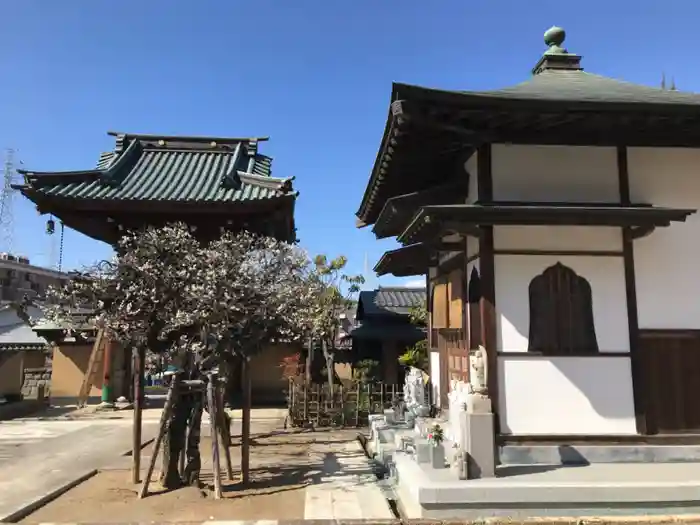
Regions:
[[497, 260, 633, 424]]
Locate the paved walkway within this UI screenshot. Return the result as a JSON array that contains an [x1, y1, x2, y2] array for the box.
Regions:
[[303, 439, 393, 520], [0, 409, 159, 522], [1, 406, 392, 522]]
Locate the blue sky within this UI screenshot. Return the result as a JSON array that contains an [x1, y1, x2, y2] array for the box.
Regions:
[[1, 0, 696, 289]]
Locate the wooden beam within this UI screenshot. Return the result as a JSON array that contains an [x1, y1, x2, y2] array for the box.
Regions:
[[476, 143, 499, 428], [630, 225, 657, 239], [618, 145, 647, 436]]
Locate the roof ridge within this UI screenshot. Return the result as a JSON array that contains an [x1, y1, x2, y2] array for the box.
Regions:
[[107, 131, 270, 144], [236, 171, 295, 193]]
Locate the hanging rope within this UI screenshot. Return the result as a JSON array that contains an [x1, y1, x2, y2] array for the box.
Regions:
[[58, 221, 65, 272]]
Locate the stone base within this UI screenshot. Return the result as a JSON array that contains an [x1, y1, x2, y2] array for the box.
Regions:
[[500, 444, 700, 465], [462, 411, 496, 478], [392, 451, 700, 519]]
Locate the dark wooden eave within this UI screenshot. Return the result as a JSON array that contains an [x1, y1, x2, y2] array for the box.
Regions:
[[356, 74, 700, 227], [374, 243, 431, 277], [13, 131, 299, 245], [397, 203, 696, 245], [373, 240, 464, 277], [372, 182, 468, 239]]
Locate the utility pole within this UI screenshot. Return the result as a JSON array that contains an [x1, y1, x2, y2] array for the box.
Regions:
[[0, 149, 17, 253]]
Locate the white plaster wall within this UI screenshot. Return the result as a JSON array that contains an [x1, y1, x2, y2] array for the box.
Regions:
[[495, 253, 629, 353], [628, 148, 700, 329], [494, 226, 622, 252], [492, 144, 619, 202], [466, 236, 479, 260], [498, 355, 637, 435], [494, 231, 633, 435], [465, 152, 478, 203], [429, 351, 441, 408]]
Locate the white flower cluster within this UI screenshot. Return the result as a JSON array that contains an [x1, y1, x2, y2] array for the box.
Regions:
[[41, 223, 322, 365]]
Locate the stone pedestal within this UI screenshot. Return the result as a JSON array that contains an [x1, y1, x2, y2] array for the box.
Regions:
[[460, 410, 496, 479], [384, 408, 396, 425], [415, 439, 432, 464], [431, 444, 446, 469]]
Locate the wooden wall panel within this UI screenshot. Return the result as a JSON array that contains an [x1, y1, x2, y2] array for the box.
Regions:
[[447, 269, 464, 329], [432, 279, 448, 329]]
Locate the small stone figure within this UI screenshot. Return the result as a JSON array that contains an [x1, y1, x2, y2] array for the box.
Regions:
[[453, 445, 467, 480], [469, 345, 488, 396]]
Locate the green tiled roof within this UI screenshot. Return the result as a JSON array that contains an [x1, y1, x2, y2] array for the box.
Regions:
[[15, 132, 296, 205], [357, 287, 426, 320]]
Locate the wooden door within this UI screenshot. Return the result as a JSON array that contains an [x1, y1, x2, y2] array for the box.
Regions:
[[639, 330, 700, 434], [436, 328, 468, 408]]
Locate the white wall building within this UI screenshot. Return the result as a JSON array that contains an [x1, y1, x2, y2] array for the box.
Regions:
[[359, 26, 700, 440]]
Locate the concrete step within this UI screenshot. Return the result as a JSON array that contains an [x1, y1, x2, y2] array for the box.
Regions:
[[499, 444, 700, 465]]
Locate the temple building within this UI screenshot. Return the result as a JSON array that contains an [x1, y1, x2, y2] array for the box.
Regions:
[[357, 26, 700, 440], [13, 131, 300, 405], [351, 287, 426, 385]]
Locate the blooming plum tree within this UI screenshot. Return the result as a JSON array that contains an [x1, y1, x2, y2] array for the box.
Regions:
[[42, 223, 315, 488]]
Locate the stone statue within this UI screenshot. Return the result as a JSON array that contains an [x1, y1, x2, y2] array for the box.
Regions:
[[469, 345, 488, 396], [446, 379, 470, 443], [465, 345, 492, 414], [403, 366, 430, 418]]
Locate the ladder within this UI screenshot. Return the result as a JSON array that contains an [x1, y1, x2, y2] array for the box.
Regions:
[[77, 328, 106, 408]]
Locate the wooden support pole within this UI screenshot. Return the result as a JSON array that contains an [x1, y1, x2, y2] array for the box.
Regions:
[[206, 374, 223, 499], [132, 345, 146, 484], [138, 375, 179, 499], [241, 356, 252, 484], [216, 381, 234, 480]]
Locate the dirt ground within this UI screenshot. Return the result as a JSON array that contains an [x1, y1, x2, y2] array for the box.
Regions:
[[22, 424, 359, 523]]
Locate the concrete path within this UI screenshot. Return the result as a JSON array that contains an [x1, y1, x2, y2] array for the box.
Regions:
[[0, 409, 159, 522], [303, 439, 394, 520]]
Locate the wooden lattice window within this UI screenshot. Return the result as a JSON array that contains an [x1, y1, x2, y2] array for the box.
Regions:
[[527, 262, 599, 355]]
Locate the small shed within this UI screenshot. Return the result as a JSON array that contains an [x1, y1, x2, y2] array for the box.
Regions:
[[0, 303, 49, 400]]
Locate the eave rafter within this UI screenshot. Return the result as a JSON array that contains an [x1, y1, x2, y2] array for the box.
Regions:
[[356, 99, 474, 227], [397, 203, 696, 245], [373, 239, 465, 277], [372, 181, 469, 239], [356, 81, 700, 229]]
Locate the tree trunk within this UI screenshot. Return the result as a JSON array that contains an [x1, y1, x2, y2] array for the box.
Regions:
[[305, 335, 313, 384], [241, 355, 252, 484], [183, 392, 203, 486], [321, 339, 334, 397], [160, 387, 202, 489]]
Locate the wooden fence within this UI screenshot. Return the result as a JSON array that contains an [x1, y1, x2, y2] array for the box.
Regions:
[[286, 378, 403, 428]]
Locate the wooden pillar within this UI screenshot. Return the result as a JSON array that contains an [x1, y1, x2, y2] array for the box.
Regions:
[[241, 355, 252, 484], [476, 143, 499, 425], [618, 145, 647, 435], [132, 345, 145, 484], [101, 336, 114, 404]]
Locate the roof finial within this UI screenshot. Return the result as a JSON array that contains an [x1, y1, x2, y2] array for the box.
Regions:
[[532, 26, 582, 75], [544, 26, 567, 55]]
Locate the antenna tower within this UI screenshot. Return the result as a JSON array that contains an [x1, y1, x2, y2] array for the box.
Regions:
[[0, 149, 17, 253]]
